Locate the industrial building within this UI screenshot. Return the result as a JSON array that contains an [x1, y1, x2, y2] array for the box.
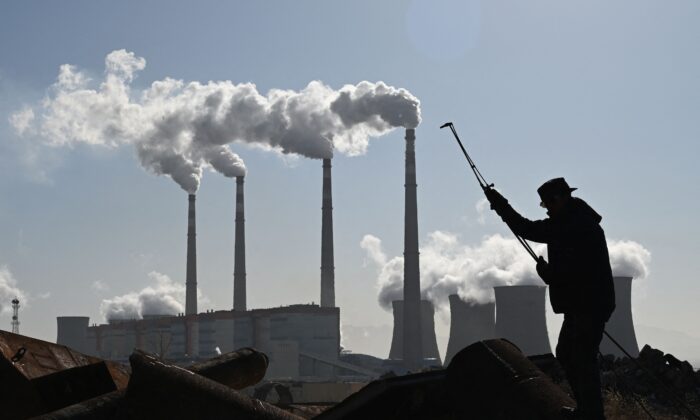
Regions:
[[54, 128, 497, 379], [59, 305, 341, 379], [58, 155, 347, 380]]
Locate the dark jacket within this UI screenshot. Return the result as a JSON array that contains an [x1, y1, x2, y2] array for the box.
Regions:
[[497, 197, 615, 321]]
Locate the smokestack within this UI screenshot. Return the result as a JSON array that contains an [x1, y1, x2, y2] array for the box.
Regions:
[[320, 158, 335, 308], [186, 194, 197, 316], [445, 295, 496, 365], [233, 176, 247, 311], [389, 300, 441, 365], [185, 194, 198, 356], [403, 127, 422, 371], [600, 276, 639, 358], [494, 285, 551, 356]]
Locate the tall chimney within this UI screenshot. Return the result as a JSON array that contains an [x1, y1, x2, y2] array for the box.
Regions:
[[320, 158, 335, 308], [600, 276, 639, 358], [186, 194, 197, 316], [494, 285, 551, 356], [445, 295, 496, 365], [185, 194, 198, 356], [233, 176, 247, 311], [403, 128, 423, 370]]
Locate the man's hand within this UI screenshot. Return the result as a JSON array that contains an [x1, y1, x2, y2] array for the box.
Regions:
[[536, 256, 551, 284], [484, 187, 509, 214]]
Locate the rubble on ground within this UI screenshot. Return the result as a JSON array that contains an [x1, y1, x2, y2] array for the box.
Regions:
[[316, 339, 574, 420], [1, 330, 300, 419], [597, 344, 700, 418], [5, 328, 697, 419]]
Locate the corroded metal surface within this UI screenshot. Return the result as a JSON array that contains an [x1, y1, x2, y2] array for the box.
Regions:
[[120, 350, 303, 419], [0, 330, 129, 388], [446, 339, 574, 419], [33, 390, 126, 420], [0, 331, 130, 419], [189, 347, 268, 390], [318, 339, 575, 420]]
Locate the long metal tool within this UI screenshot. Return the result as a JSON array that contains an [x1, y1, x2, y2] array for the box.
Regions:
[[440, 122, 538, 261]]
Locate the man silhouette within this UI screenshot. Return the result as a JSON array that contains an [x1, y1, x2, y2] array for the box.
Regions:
[[485, 178, 615, 420]]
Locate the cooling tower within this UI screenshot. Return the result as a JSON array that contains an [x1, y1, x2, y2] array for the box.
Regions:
[[56, 316, 90, 353], [233, 176, 246, 311], [445, 295, 496, 365], [389, 300, 441, 365], [402, 128, 423, 370], [600, 276, 639, 358], [494, 285, 552, 356], [320, 158, 335, 308]]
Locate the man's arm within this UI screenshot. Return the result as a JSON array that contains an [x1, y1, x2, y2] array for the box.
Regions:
[[484, 188, 556, 243]]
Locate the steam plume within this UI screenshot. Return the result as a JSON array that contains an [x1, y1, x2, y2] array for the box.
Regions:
[[11, 50, 421, 191], [0, 266, 27, 315], [362, 232, 651, 313], [608, 240, 651, 278], [99, 271, 205, 321]]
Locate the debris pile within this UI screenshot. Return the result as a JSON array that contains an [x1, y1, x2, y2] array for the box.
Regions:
[[0, 330, 129, 419], [598, 344, 700, 417], [0, 331, 303, 419], [316, 339, 574, 420]]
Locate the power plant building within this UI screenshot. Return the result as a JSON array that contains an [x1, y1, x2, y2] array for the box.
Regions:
[[61, 305, 341, 379]]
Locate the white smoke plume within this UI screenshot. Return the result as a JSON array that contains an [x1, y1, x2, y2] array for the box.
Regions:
[[11, 50, 421, 191], [608, 240, 652, 279], [100, 271, 194, 321], [362, 232, 651, 313], [0, 266, 27, 315], [361, 232, 546, 312]]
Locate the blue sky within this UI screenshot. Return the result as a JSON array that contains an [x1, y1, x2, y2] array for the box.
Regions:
[[0, 0, 698, 361]]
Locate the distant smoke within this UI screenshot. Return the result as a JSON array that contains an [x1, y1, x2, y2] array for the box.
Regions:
[[475, 198, 489, 225], [11, 50, 421, 191], [608, 240, 651, 278], [331, 81, 421, 130], [0, 266, 27, 315], [362, 232, 651, 313], [362, 232, 546, 312], [100, 271, 203, 321], [360, 234, 387, 266]]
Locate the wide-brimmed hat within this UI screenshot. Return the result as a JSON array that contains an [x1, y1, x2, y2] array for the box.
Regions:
[[537, 177, 577, 201]]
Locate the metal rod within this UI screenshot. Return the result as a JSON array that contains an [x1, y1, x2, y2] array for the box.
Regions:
[[441, 122, 537, 262]]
